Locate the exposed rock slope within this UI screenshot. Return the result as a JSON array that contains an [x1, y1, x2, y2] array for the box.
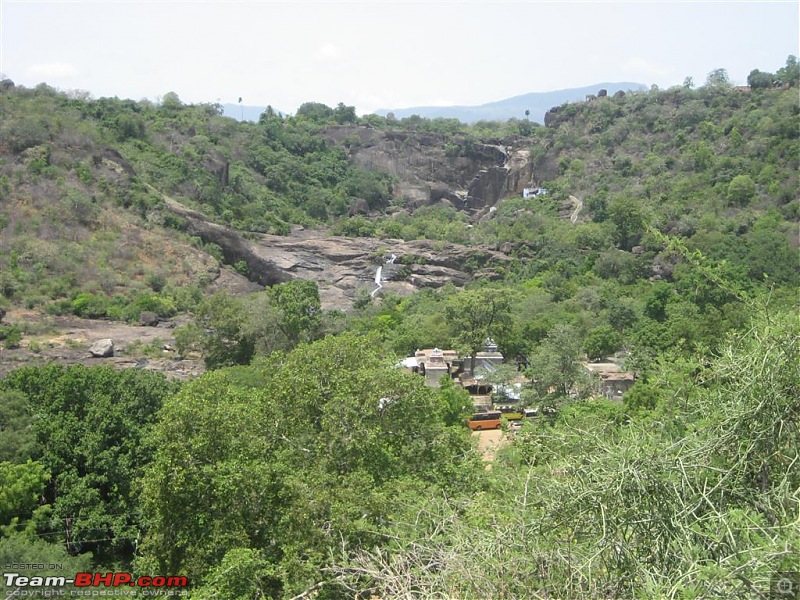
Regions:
[[163, 197, 512, 310], [322, 126, 535, 213]]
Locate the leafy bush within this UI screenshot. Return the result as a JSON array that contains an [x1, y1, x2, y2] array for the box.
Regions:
[[124, 292, 177, 321], [0, 325, 21, 348], [71, 292, 109, 318], [145, 272, 166, 292]]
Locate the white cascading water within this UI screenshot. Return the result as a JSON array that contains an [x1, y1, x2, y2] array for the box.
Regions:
[[371, 266, 383, 297], [371, 254, 398, 297]]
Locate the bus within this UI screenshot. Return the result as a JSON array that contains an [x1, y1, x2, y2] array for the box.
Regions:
[[467, 411, 503, 431]]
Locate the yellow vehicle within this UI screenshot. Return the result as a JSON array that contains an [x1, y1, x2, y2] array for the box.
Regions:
[[496, 405, 524, 421], [467, 411, 503, 431]]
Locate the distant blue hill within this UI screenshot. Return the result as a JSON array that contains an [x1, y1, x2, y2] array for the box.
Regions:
[[220, 82, 647, 124], [375, 82, 647, 124]]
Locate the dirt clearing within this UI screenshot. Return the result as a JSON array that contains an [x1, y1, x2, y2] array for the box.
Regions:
[[473, 428, 508, 468]]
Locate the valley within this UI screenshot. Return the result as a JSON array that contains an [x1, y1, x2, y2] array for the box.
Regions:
[[0, 60, 797, 599]]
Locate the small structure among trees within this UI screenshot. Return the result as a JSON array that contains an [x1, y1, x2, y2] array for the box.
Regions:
[[414, 347, 459, 387], [583, 361, 635, 399]]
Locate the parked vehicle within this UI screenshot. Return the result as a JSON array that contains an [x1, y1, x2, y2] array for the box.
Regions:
[[467, 411, 503, 431], [496, 405, 524, 421], [523, 407, 558, 419]]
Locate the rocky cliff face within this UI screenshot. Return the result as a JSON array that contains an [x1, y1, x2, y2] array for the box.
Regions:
[[164, 197, 512, 310], [160, 124, 536, 308], [253, 230, 512, 310], [322, 126, 535, 215]]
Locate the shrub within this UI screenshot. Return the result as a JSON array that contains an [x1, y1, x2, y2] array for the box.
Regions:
[[145, 272, 166, 293], [727, 174, 756, 205], [71, 293, 109, 318], [0, 325, 21, 349], [125, 292, 177, 321]]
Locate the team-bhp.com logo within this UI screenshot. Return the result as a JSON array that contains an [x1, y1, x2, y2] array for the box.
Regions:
[[4, 572, 187, 593]]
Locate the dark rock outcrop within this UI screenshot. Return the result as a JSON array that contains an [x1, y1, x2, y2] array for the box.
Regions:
[[348, 198, 370, 216], [321, 126, 533, 214], [466, 166, 510, 209], [162, 197, 292, 287], [139, 311, 160, 327], [204, 149, 229, 187]]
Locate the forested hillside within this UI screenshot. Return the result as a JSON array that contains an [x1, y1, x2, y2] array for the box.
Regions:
[[0, 59, 797, 599]]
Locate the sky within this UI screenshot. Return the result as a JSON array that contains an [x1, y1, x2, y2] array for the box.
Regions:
[[1, 0, 798, 115]]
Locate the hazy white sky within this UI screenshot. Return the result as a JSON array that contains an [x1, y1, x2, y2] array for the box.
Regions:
[[2, 1, 798, 114]]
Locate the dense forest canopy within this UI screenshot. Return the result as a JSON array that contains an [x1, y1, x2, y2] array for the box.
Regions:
[[0, 58, 797, 599]]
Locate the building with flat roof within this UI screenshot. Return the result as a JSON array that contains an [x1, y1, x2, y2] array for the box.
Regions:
[[414, 347, 459, 387], [584, 361, 635, 399]]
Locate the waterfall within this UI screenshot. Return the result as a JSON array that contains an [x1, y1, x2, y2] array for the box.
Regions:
[[371, 266, 383, 297], [371, 254, 398, 298]]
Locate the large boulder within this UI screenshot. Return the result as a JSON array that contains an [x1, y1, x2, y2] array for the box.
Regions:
[[89, 339, 114, 358], [348, 198, 370, 216], [139, 311, 160, 327]]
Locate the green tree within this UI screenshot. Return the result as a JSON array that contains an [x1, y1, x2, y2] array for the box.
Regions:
[[114, 113, 146, 141], [583, 324, 623, 361], [607, 297, 639, 332], [0, 389, 38, 463], [333, 102, 357, 124], [643, 281, 673, 322], [190, 547, 274, 600], [705, 67, 731, 89], [269, 279, 322, 346], [622, 381, 661, 413], [177, 285, 324, 369], [727, 174, 756, 205], [527, 324, 594, 401], [160, 91, 183, 110], [435, 376, 473, 426], [295, 102, 334, 123], [0, 365, 178, 565], [0, 460, 49, 529], [445, 288, 514, 374], [747, 69, 775, 90], [138, 333, 480, 595], [742, 214, 800, 284], [776, 54, 800, 87], [175, 291, 255, 368], [608, 196, 645, 250]]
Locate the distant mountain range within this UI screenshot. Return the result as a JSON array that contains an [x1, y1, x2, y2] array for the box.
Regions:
[[221, 82, 647, 124], [375, 82, 647, 124]]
